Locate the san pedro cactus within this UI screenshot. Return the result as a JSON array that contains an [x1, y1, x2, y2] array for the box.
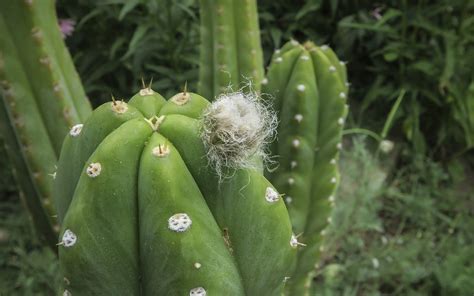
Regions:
[[262, 40, 349, 294], [0, 0, 92, 248], [198, 0, 264, 99], [54, 86, 297, 295]]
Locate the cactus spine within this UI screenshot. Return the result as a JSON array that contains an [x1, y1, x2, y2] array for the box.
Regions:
[[262, 40, 348, 295], [198, 0, 264, 99], [0, 0, 92, 248], [55, 87, 296, 295]]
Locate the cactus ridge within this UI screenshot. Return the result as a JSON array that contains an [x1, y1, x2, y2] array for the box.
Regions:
[[55, 88, 296, 295], [198, 0, 264, 100], [0, 0, 92, 247], [262, 41, 348, 294]]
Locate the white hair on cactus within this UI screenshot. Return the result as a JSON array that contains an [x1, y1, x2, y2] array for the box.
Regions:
[[201, 90, 277, 179]]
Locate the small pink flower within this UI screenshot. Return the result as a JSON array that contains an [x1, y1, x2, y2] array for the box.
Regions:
[[370, 7, 383, 20], [58, 19, 75, 39]]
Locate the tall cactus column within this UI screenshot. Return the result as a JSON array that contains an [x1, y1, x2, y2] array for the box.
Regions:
[[0, 0, 92, 248], [198, 0, 264, 99], [262, 40, 349, 295]]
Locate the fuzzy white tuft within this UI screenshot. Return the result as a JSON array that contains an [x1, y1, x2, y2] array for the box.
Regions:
[[201, 91, 277, 179]]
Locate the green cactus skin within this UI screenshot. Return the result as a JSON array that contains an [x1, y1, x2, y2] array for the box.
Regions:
[[262, 41, 348, 295], [55, 88, 296, 295], [0, 0, 91, 248], [198, 0, 264, 100]]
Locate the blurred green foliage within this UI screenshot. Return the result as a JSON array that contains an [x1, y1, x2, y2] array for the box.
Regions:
[[315, 138, 474, 295], [0, 143, 59, 295], [259, 0, 474, 159]]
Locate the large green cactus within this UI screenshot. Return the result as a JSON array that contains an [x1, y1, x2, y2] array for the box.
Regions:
[[0, 0, 92, 248], [198, 0, 264, 99], [54, 86, 297, 295], [262, 40, 349, 295]]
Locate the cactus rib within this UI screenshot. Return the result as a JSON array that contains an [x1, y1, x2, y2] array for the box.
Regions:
[[198, 0, 264, 99], [0, 0, 92, 248]]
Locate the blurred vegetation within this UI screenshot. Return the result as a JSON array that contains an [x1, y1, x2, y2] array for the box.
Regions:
[[314, 138, 474, 295], [0, 0, 473, 294], [57, 0, 200, 103], [259, 0, 474, 160], [0, 142, 59, 294]]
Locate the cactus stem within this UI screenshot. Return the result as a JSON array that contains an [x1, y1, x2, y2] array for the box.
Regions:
[[86, 162, 102, 178], [168, 213, 192, 232]]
